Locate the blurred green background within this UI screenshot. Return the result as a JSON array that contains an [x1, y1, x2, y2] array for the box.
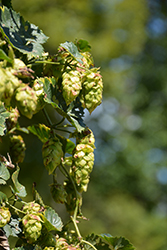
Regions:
[[4, 0, 167, 249]]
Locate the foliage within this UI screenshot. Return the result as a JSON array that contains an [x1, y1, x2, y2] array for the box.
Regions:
[[0, 1, 135, 249]]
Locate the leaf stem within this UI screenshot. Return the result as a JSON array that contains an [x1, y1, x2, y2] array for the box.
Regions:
[[81, 240, 98, 250]]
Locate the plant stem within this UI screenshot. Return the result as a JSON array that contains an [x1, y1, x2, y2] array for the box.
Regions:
[[6, 201, 26, 215], [81, 240, 98, 250], [42, 108, 53, 126]]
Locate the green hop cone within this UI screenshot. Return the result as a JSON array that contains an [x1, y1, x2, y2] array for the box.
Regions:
[[0, 207, 11, 227], [32, 78, 46, 112], [42, 138, 63, 174], [62, 69, 82, 105], [0, 67, 20, 106], [22, 202, 41, 214], [50, 182, 67, 204], [6, 107, 20, 131], [15, 84, 38, 119], [64, 179, 78, 215], [80, 68, 103, 114], [9, 135, 26, 163], [72, 129, 95, 192], [22, 213, 43, 243], [80, 51, 94, 69]]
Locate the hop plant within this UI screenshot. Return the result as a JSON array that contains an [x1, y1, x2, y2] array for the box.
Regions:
[[50, 182, 67, 204], [9, 135, 26, 163], [72, 129, 95, 192], [42, 138, 63, 174], [0, 67, 20, 106], [22, 202, 41, 214], [62, 69, 82, 105], [15, 84, 38, 119], [0, 207, 11, 227], [22, 213, 43, 243], [80, 68, 103, 114]]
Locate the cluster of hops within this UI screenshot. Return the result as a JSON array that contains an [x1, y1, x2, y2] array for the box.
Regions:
[[71, 129, 95, 192], [62, 69, 82, 105], [22, 202, 41, 214], [80, 68, 103, 114], [13, 58, 34, 79], [50, 182, 67, 204], [22, 213, 43, 243], [0, 67, 20, 106], [9, 135, 26, 163], [42, 138, 63, 174], [0, 207, 11, 227], [6, 107, 20, 131]]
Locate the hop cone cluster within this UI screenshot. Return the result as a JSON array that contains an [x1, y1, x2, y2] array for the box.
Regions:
[[22, 213, 43, 243], [0, 67, 20, 106], [62, 69, 82, 105], [9, 135, 26, 163], [80, 68, 103, 114], [50, 182, 67, 204], [42, 138, 63, 174], [0, 207, 11, 227], [72, 129, 95, 192], [15, 84, 38, 119], [22, 202, 41, 214]]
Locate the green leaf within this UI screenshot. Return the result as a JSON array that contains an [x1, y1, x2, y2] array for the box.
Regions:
[[100, 234, 135, 250], [0, 103, 10, 136], [43, 206, 63, 232], [60, 41, 83, 63], [4, 215, 22, 237], [76, 39, 91, 52], [0, 191, 8, 203], [0, 162, 10, 183], [32, 186, 45, 207], [28, 124, 51, 143], [0, 6, 48, 57], [12, 166, 27, 197], [0, 48, 13, 63]]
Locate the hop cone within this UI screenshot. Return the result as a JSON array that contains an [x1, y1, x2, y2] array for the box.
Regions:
[[6, 107, 20, 131], [22, 213, 43, 243], [32, 78, 45, 112], [9, 135, 26, 163], [15, 84, 38, 119], [0, 207, 11, 227], [80, 68, 103, 114], [0, 67, 20, 106], [64, 179, 78, 215], [42, 138, 63, 174], [50, 182, 67, 204], [72, 129, 95, 192], [22, 202, 41, 214], [80, 52, 94, 69], [62, 69, 82, 105]]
